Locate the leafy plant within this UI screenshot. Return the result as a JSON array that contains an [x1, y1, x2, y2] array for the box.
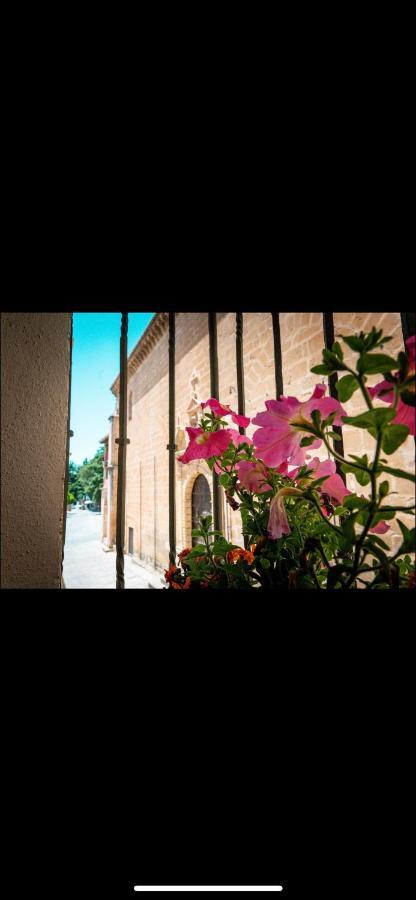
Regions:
[[167, 330, 415, 590]]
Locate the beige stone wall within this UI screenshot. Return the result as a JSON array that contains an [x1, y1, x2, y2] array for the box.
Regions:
[[109, 312, 414, 576], [1, 312, 72, 588]]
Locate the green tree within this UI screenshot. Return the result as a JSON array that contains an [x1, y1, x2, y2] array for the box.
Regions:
[[76, 448, 104, 506]]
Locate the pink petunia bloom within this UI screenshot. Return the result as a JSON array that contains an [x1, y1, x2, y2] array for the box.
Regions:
[[267, 487, 302, 539], [267, 494, 291, 539], [178, 426, 238, 464], [369, 520, 390, 534], [288, 456, 351, 507], [236, 460, 272, 493], [201, 398, 250, 429], [368, 335, 416, 436], [212, 431, 253, 473], [252, 385, 346, 468]]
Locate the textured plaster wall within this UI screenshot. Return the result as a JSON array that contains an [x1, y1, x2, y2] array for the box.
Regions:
[[1, 313, 72, 588]]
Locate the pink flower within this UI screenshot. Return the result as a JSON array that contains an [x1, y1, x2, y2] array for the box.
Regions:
[[369, 520, 390, 534], [289, 457, 351, 506], [212, 431, 253, 473], [368, 335, 416, 436], [406, 334, 416, 369], [252, 385, 346, 468], [267, 487, 302, 539], [201, 398, 250, 429], [178, 426, 238, 464], [267, 494, 291, 539], [236, 460, 272, 493]]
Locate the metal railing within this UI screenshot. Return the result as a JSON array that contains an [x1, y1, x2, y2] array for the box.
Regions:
[[114, 312, 414, 587]]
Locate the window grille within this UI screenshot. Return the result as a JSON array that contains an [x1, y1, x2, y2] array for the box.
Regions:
[[113, 312, 414, 588]]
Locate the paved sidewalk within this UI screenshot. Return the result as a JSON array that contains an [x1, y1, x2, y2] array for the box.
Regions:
[[63, 509, 163, 589]]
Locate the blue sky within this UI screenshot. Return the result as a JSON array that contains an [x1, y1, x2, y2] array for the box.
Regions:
[[70, 313, 154, 465]]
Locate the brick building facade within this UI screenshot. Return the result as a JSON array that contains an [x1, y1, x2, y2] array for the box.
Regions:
[[101, 312, 414, 574]]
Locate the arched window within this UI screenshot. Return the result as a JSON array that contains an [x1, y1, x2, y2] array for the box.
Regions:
[[191, 475, 212, 546]]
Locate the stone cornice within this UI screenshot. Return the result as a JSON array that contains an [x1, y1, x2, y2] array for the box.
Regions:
[[111, 312, 168, 397]]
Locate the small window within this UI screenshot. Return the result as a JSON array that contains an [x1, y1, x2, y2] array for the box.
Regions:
[[191, 475, 212, 546], [128, 391, 133, 421]]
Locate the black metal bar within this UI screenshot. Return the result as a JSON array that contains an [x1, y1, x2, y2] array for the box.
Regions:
[[271, 312, 284, 397], [400, 313, 416, 447], [167, 312, 177, 566], [61, 313, 73, 586], [323, 313, 346, 482], [208, 311, 223, 533], [236, 312, 246, 435], [116, 312, 130, 589], [401, 312, 415, 343]]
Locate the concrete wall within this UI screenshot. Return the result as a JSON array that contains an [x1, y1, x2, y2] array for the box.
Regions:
[[1, 313, 72, 588]]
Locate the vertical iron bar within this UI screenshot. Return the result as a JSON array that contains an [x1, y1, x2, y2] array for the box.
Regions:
[[401, 311, 415, 343], [323, 312, 346, 482], [116, 312, 129, 589], [236, 312, 246, 435], [168, 312, 177, 566], [271, 312, 284, 397], [400, 312, 416, 447], [208, 311, 223, 533]]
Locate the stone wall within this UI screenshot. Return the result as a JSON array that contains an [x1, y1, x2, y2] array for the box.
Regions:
[[110, 312, 414, 576], [1, 312, 72, 588]]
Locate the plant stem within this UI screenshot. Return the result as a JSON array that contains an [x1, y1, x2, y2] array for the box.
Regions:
[[344, 430, 383, 588]]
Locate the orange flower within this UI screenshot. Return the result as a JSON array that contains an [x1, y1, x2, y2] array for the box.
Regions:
[[178, 547, 192, 561], [227, 548, 255, 565], [172, 576, 191, 590], [164, 565, 178, 585]]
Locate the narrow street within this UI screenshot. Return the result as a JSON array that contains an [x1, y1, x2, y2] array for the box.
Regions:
[[62, 508, 163, 589]]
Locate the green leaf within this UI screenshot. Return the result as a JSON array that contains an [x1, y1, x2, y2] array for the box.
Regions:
[[300, 435, 317, 447], [379, 481, 389, 498], [381, 424, 409, 455], [343, 495, 369, 510], [322, 349, 347, 371], [339, 515, 356, 552], [191, 529, 203, 537], [342, 334, 366, 352], [311, 409, 322, 429], [397, 520, 416, 553], [363, 543, 388, 564], [342, 408, 396, 430], [310, 364, 332, 375], [370, 509, 396, 525], [334, 506, 349, 516], [219, 473, 233, 488], [365, 534, 390, 550], [376, 464, 415, 484], [211, 540, 238, 555], [322, 411, 336, 428], [336, 374, 359, 402], [186, 544, 207, 557], [332, 341, 344, 360], [326, 431, 343, 441], [341, 462, 371, 487], [357, 353, 398, 375]]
